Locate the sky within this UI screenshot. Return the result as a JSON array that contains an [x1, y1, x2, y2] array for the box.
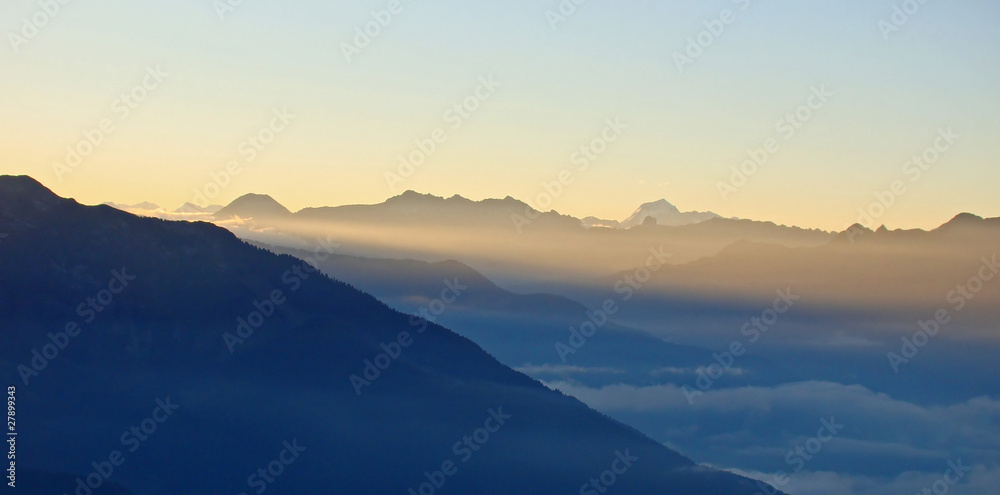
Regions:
[[1, 0, 999, 231]]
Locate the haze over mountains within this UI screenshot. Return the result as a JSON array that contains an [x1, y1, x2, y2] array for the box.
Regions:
[[13, 177, 999, 494], [213, 192, 726, 230], [183, 188, 999, 494], [165, 191, 830, 290], [0, 176, 777, 494], [244, 215, 1000, 494], [251, 241, 795, 391]]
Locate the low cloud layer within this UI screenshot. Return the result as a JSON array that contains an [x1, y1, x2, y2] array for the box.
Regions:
[[545, 379, 1000, 489]]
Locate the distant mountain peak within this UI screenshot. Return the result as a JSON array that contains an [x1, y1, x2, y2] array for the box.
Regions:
[[639, 198, 681, 211], [387, 190, 442, 203], [497, 195, 533, 209], [234, 192, 278, 202], [618, 199, 720, 229], [214, 193, 291, 220], [931, 212, 994, 234], [831, 223, 874, 243], [945, 212, 983, 224]]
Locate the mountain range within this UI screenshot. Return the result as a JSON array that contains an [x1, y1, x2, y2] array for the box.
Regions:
[[139, 193, 723, 231], [0, 175, 777, 494], [173, 191, 831, 289]]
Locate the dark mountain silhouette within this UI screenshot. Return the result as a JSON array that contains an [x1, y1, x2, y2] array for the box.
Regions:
[[0, 175, 781, 494]]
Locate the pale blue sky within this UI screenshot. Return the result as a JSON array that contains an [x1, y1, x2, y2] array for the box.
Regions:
[[1, 0, 998, 230]]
